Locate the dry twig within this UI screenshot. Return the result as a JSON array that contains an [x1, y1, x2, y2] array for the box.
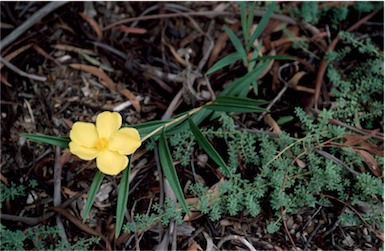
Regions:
[[0, 56, 47, 82], [0, 1, 68, 49]]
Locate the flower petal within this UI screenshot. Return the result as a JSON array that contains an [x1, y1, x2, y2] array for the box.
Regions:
[[69, 142, 99, 160], [96, 111, 122, 139], [70, 122, 98, 147], [109, 128, 142, 155], [96, 150, 128, 175]]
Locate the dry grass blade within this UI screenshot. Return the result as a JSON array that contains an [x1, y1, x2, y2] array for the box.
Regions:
[[79, 12, 103, 40], [342, 134, 383, 156], [75, 70, 138, 113], [69, 63, 116, 91], [0, 56, 47, 82], [32, 44, 61, 66], [208, 22, 240, 68], [118, 87, 141, 113], [48, 207, 112, 250], [103, 11, 233, 30], [0, 1, 68, 49], [53, 44, 97, 55], [0, 43, 33, 70], [115, 25, 147, 34], [354, 149, 382, 177], [0, 74, 12, 87]]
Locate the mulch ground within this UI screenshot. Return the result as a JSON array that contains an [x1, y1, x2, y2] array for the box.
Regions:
[[1, 2, 383, 250]]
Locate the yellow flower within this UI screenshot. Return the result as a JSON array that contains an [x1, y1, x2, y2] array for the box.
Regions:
[[69, 111, 141, 175]]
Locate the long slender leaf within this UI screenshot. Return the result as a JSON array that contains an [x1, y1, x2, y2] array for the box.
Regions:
[[205, 103, 268, 113], [220, 60, 271, 97], [115, 156, 133, 237], [82, 171, 105, 221], [21, 133, 70, 148], [132, 109, 198, 140], [158, 129, 189, 214], [247, 2, 275, 49], [248, 45, 262, 72], [168, 108, 213, 136], [223, 25, 247, 62], [239, 1, 250, 43], [251, 80, 259, 96], [131, 119, 171, 138], [215, 96, 268, 106], [246, 2, 258, 42], [188, 117, 232, 177], [250, 55, 295, 62], [206, 52, 244, 75]]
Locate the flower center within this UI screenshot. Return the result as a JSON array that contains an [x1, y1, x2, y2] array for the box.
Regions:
[[96, 137, 109, 151]]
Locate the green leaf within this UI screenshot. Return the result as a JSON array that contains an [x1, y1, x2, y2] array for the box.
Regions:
[[223, 25, 247, 62], [250, 55, 295, 62], [247, 2, 275, 49], [80, 53, 101, 66], [220, 60, 271, 97], [168, 108, 213, 135], [246, 2, 258, 40], [205, 103, 268, 113], [21, 133, 70, 148], [215, 96, 268, 106], [248, 46, 262, 72], [132, 110, 197, 139], [131, 120, 171, 138], [115, 156, 133, 238], [276, 116, 294, 125], [188, 117, 233, 177], [80, 53, 114, 72], [251, 80, 259, 96], [82, 171, 105, 221], [158, 129, 190, 214], [239, 1, 248, 42], [206, 52, 244, 75], [207, 96, 268, 113]]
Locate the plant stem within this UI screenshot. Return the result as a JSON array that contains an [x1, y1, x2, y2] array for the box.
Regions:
[[141, 104, 210, 142]]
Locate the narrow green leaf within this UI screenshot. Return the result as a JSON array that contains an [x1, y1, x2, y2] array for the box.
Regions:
[[206, 103, 268, 113], [247, 2, 275, 49], [21, 133, 70, 148], [250, 55, 295, 62], [188, 117, 232, 177], [239, 1, 248, 42], [220, 60, 271, 97], [80, 53, 101, 66], [251, 80, 259, 96], [277, 116, 294, 125], [158, 129, 190, 214], [223, 25, 247, 62], [131, 120, 171, 138], [115, 156, 133, 238], [82, 171, 105, 221], [246, 2, 258, 42], [132, 110, 196, 139], [215, 96, 268, 106], [80, 53, 114, 72], [248, 46, 262, 71], [206, 52, 244, 75], [168, 108, 213, 135]]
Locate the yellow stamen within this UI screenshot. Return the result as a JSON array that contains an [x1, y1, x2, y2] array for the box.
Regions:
[[96, 137, 109, 151]]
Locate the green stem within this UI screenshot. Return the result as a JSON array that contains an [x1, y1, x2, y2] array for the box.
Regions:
[[140, 104, 209, 142]]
